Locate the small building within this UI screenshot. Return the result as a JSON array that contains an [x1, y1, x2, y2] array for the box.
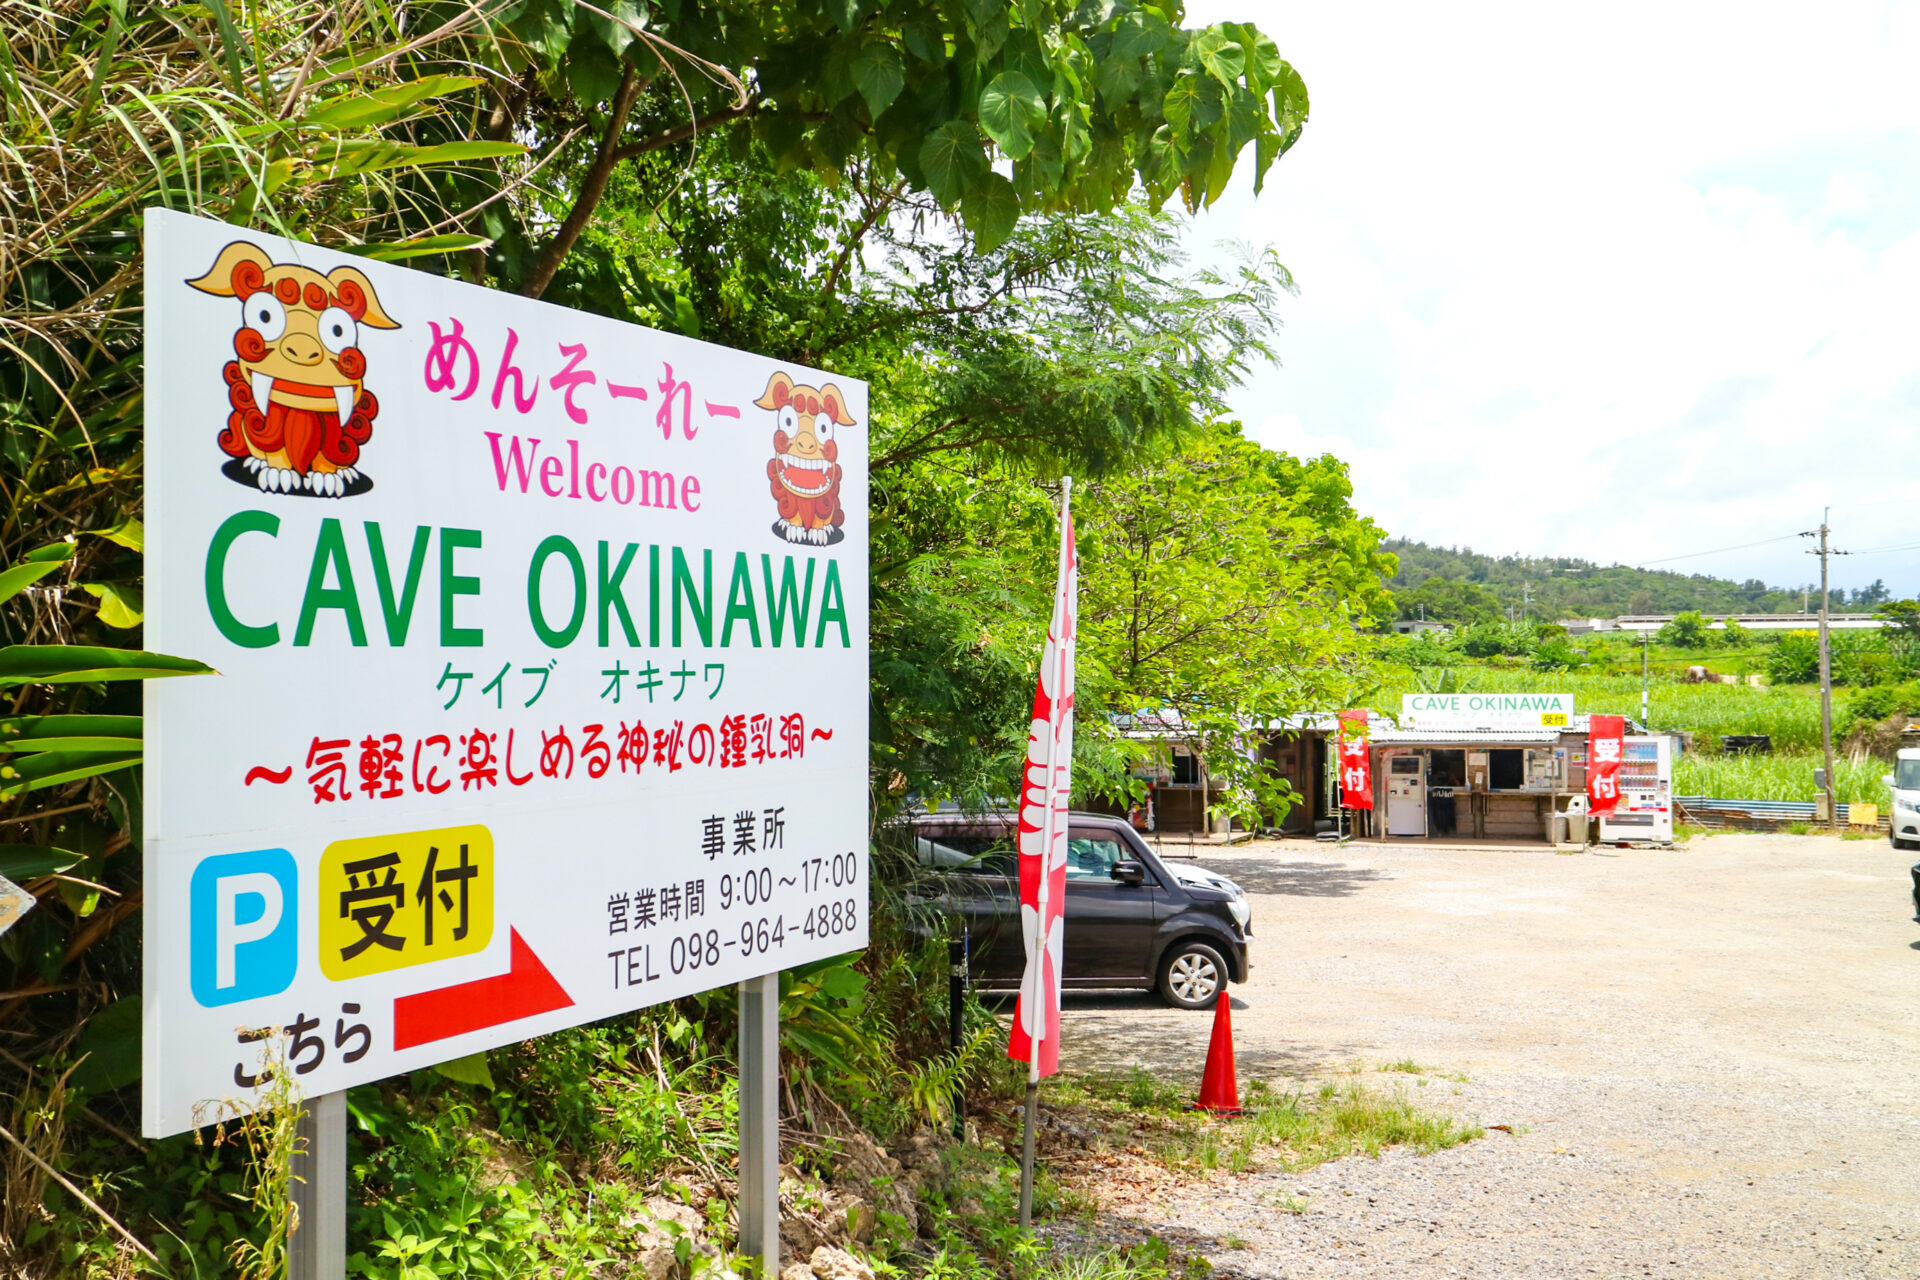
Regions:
[[1103, 709, 1236, 835], [1110, 697, 1661, 844], [1565, 612, 1888, 634], [1259, 695, 1647, 845]]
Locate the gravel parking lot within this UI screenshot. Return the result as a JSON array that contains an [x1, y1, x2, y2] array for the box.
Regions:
[[1054, 831, 1920, 1278]]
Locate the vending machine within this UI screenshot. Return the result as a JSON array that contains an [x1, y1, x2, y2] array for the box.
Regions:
[[1596, 735, 1674, 842], [1385, 754, 1427, 836]]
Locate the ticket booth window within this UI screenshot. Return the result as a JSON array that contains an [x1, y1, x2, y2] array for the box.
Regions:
[[1488, 749, 1524, 791]]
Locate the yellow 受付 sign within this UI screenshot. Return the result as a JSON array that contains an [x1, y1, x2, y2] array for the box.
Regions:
[[319, 825, 494, 980]]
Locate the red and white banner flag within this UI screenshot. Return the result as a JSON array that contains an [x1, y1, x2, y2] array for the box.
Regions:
[[1336, 710, 1373, 810], [1009, 482, 1076, 1081], [1587, 714, 1626, 815]]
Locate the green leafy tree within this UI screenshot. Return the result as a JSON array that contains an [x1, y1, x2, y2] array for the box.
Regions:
[[485, 0, 1311, 294], [1077, 423, 1394, 819], [1391, 577, 1501, 626], [1657, 610, 1712, 648], [1876, 599, 1920, 639], [1457, 620, 1537, 659], [855, 210, 1306, 812]]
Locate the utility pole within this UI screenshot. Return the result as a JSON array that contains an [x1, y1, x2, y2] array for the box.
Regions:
[[1804, 512, 1849, 831], [1522, 580, 1530, 622], [1640, 631, 1651, 728]]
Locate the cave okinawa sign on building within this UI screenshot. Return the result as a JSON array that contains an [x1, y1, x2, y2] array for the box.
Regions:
[[142, 210, 869, 1137]]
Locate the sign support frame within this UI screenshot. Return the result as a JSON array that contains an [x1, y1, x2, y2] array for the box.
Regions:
[[288, 1090, 347, 1280], [738, 973, 781, 1274]]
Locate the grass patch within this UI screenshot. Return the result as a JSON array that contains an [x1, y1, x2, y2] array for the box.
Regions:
[[1052, 1069, 1483, 1176]]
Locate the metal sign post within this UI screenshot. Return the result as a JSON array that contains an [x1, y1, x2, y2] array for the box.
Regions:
[[738, 974, 780, 1275], [288, 1091, 346, 1280]]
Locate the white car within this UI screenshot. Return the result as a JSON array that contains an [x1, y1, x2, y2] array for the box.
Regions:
[[1883, 748, 1920, 852]]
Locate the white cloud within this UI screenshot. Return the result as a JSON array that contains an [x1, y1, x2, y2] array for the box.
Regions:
[[1185, 0, 1920, 593]]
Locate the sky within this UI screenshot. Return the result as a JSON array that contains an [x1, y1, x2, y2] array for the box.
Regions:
[[1184, 0, 1920, 596]]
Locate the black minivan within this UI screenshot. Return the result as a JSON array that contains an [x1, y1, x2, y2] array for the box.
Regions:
[[902, 810, 1251, 1009]]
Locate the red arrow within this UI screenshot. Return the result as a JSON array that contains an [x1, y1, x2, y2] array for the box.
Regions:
[[392, 928, 574, 1050]]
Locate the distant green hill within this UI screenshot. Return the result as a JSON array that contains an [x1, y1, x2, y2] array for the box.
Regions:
[[1384, 539, 1889, 623]]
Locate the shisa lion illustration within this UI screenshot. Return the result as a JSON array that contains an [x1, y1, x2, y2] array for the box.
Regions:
[[188, 242, 399, 497], [758, 370, 853, 545]]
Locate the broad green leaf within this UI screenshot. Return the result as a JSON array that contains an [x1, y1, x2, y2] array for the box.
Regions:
[[903, 13, 944, 62], [0, 844, 82, 879], [71, 998, 142, 1096], [961, 172, 1021, 250], [89, 519, 142, 552], [82, 582, 142, 628], [1096, 46, 1145, 103], [1271, 61, 1310, 153], [431, 1052, 496, 1088], [0, 715, 141, 754], [1240, 27, 1285, 88], [0, 543, 73, 605], [1193, 28, 1246, 85], [343, 234, 494, 263], [919, 120, 986, 207], [1253, 126, 1281, 194], [817, 963, 867, 1002], [1226, 82, 1264, 150], [1110, 9, 1168, 62], [585, 0, 645, 57], [978, 71, 1044, 160], [850, 40, 905, 119], [298, 75, 484, 131], [0, 646, 212, 686], [1163, 70, 1200, 140], [824, 0, 859, 33]]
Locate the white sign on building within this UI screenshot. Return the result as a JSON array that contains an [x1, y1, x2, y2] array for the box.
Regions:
[[1399, 693, 1574, 731], [142, 210, 869, 1137]]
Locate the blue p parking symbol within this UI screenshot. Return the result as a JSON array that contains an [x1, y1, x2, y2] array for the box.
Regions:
[[190, 849, 298, 1007]]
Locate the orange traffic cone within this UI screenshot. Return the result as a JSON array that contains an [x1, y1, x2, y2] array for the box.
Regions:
[[1193, 988, 1241, 1114]]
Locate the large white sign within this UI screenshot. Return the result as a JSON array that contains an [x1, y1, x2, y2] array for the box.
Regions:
[[142, 210, 868, 1136], [1399, 693, 1574, 730]]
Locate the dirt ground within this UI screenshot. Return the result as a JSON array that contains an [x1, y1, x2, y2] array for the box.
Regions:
[[1052, 831, 1920, 1278]]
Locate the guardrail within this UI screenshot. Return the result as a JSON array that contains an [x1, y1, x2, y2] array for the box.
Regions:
[[1674, 796, 1890, 832]]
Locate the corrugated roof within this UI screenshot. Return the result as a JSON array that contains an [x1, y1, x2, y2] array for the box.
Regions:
[[1369, 726, 1564, 744]]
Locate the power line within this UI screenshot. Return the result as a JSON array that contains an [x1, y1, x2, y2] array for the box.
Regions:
[[1630, 532, 1806, 568]]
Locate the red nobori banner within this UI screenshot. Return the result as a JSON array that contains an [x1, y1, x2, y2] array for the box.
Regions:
[[1336, 709, 1373, 810], [1008, 490, 1076, 1081], [1587, 714, 1626, 815]]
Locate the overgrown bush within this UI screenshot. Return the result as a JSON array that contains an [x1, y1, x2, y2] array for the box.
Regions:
[[1531, 638, 1578, 671], [1455, 621, 1537, 659], [1656, 610, 1712, 648]]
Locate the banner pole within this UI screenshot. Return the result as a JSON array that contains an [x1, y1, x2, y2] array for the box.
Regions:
[[738, 973, 781, 1276], [1017, 477, 1070, 1231], [288, 1091, 346, 1280], [1017, 1077, 1040, 1228]]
